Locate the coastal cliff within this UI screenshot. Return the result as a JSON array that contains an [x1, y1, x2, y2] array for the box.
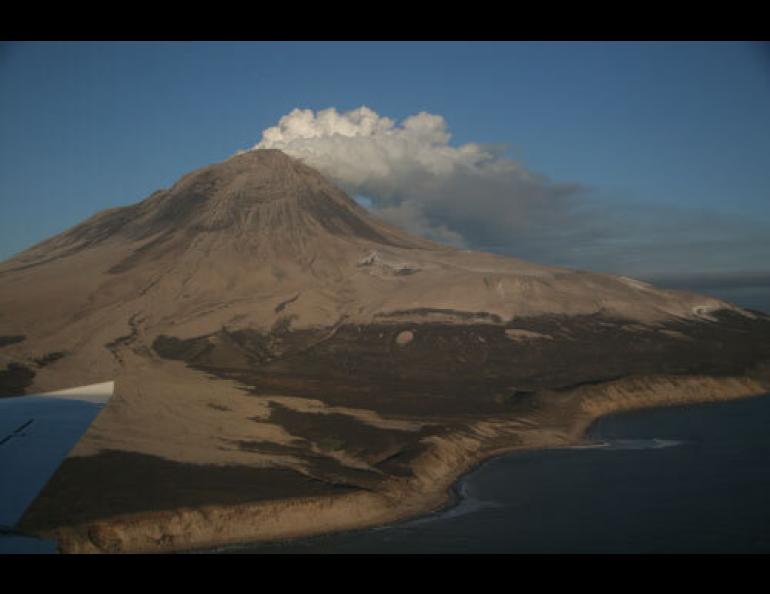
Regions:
[[33, 374, 769, 554]]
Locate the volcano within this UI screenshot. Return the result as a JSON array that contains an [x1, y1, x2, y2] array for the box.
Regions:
[[3, 149, 770, 553]]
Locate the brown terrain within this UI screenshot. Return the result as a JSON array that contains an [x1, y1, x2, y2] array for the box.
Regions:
[[1, 149, 769, 553]]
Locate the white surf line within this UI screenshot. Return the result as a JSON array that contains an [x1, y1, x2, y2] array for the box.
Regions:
[[561, 438, 688, 451]]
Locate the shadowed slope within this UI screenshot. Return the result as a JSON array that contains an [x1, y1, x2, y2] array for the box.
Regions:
[[2, 149, 769, 553]]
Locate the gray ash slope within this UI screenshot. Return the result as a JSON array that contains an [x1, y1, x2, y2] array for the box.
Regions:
[[2, 149, 769, 549], [1, 148, 759, 395]]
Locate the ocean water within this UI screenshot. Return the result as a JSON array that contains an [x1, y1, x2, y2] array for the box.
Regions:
[[222, 293, 770, 554], [225, 393, 770, 554]]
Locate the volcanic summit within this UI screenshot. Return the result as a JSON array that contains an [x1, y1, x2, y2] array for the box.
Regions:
[[2, 149, 769, 552]]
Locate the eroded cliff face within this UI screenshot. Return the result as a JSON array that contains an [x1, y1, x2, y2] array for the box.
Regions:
[[30, 374, 770, 554], [3, 149, 770, 552]]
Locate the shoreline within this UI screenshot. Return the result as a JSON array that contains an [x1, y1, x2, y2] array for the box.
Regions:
[[41, 373, 770, 554], [194, 443, 525, 554]]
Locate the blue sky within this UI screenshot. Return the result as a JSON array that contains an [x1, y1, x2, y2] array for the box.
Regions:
[[1, 41, 769, 301]]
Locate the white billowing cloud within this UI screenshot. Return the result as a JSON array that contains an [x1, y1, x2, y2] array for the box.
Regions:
[[260, 106, 397, 145], [250, 107, 587, 256], [254, 106, 509, 194], [247, 107, 770, 284]]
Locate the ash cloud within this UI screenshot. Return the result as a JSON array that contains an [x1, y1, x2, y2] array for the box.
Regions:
[[248, 107, 770, 286], [250, 106, 592, 253]]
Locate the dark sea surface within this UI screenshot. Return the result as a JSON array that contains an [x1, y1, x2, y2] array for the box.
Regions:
[[220, 294, 770, 554], [223, 392, 770, 554]]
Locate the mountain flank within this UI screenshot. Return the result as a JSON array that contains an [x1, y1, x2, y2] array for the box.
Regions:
[[2, 149, 769, 552]]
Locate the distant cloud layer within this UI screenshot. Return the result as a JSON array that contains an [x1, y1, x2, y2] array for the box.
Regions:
[[250, 107, 770, 289], [251, 106, 588, 251], [643, 271, 770, 290]]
